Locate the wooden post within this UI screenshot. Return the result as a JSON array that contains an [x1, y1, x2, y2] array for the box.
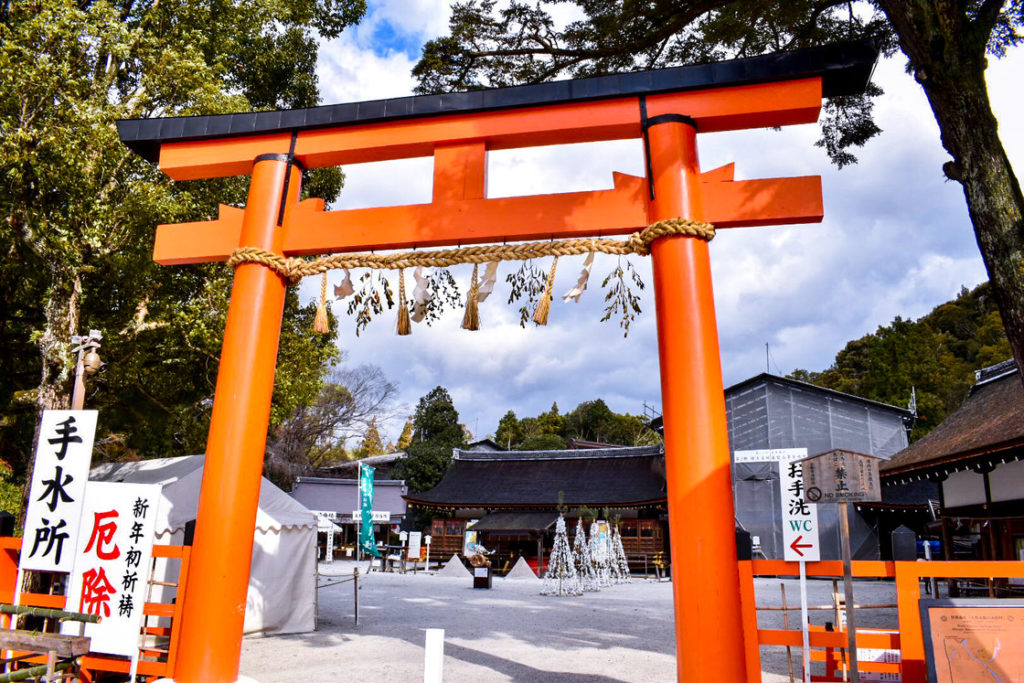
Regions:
[[172, 154, 301, 683], [647, 118, 748, 683], [839, 501, 860, 683]]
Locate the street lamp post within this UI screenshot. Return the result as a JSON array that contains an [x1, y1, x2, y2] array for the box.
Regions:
[[70, 330, 102, 410]]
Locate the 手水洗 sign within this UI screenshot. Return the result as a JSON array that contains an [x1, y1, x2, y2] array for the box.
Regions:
[[801, 449, 882, 504], [734, 449, 820, 561], [22, 410, 98, 573], [63, 481, 161, 657]]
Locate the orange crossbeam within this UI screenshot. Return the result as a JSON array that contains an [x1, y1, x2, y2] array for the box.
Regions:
[[152, 171, 823, 264], [158, 79, 822, 180]]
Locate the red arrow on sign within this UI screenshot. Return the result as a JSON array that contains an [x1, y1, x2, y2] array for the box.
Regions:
[[790, 535, 814, 557]]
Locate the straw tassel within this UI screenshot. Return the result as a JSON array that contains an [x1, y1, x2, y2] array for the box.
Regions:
[[532, 256, 559, 326], [313, 272, 330, 334], [461, 263, 481, 331], [396, 269, 411, 335]]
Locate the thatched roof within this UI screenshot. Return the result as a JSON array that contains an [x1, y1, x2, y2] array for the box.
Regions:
[[882, 364, 1024, 477]]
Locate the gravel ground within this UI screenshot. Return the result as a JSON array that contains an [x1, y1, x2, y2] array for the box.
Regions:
[[239, 561, 900, 682]]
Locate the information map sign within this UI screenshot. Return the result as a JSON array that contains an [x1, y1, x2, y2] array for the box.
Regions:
[[22, 410, 97, 573], [734, 449, 820, 562], [920, 599, 1024, 683]]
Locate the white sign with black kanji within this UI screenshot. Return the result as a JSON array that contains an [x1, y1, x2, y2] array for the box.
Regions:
[[22, 410, 97, 573], [778, 450, 820, 562]]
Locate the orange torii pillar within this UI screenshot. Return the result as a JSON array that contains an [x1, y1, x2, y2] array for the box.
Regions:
[[172, 154, 301, 681], [648, 119, 746, 681], [114, 40, 878, 683]]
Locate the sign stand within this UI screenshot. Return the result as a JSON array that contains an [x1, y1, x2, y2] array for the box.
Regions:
[[799, 561, 810, 683], [839, 501, 859, 683], [738, 449, 821, 683], [802, 449, 883, 683]]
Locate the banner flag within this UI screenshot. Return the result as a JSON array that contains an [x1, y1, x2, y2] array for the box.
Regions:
[[359, 463, 380, 557]]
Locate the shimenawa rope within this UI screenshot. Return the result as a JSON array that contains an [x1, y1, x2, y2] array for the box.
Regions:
[[226, 218, 714, 332], [225, 218, 715, 285]]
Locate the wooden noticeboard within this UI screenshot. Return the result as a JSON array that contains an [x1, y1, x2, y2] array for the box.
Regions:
[[800, 449, 882, 504]]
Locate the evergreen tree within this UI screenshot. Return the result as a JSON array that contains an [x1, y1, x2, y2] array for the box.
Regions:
[[540, 516, 582, 597], [392, 386, 465, 493], [791, 282, 1012, 439], [495, 410, 524, 450], [396, 418, 415, 451], [572, 517, 600, 592]]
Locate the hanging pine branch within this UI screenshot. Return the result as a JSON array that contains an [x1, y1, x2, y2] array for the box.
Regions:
[[418, 268, 462, 326], [600, 258, 645, 336], [346, 271, 394, 336], [506, 261, 547, 327]]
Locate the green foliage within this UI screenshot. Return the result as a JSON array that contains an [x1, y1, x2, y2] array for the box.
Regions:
[[497, 397, 661, 450], [517, 433, 568, 451], [392, 386, 466, 492], [494, 410, 524, 449], [0, 461, 22, 523], [506, 261, 547, 327], [0, 0, 364, 479], [411, 386, 465, 447], [414, 1, 899, 166], [600, 259, 645, 336], [790, 282, 1011, 440]]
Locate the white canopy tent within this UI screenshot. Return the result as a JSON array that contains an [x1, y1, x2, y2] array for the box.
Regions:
[[90, 455, 318, 636]]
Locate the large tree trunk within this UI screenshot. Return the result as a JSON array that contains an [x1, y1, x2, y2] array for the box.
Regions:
[[19, 269, 82, 527], [880, 1, 1024, 383]]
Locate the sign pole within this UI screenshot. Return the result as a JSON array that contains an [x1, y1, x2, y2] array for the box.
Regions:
[[839, 501, 860, 683], [799, 561, 810, 683], [648, 118, 747, 683]]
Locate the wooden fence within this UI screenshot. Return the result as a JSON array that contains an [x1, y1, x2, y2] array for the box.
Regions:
[[0, 537, 190, 680], [738, 559, 1024, 682]]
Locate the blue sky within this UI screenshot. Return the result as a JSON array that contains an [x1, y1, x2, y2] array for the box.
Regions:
[[306, 1, 1024, 444]]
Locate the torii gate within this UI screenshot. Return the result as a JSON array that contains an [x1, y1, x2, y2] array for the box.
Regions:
[[118, 40, 877, 682]]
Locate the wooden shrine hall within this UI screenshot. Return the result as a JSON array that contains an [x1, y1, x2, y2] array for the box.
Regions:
[[406, 445, 669, 572], [117, 39, 879, 683]]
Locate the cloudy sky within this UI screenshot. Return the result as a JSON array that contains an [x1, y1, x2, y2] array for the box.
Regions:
[[298, 1, 1024, 444]]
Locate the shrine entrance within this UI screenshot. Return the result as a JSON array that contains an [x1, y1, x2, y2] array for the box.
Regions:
[[117, 40, 879, 682]]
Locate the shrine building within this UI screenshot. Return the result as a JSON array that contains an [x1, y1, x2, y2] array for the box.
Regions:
[[404, 445, 667, 575], [881, 359, 1024, 565]]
